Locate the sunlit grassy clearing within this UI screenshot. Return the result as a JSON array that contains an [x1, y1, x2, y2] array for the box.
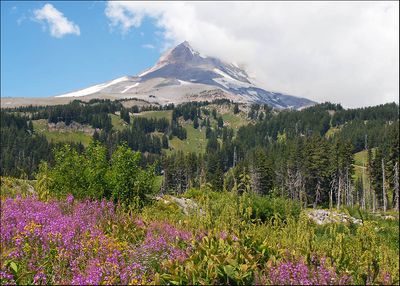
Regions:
[[32, 119, 92, 146]]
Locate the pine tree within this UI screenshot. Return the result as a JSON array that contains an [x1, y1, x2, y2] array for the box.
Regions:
[[120, 108, 130, 124], [258, 112, 264, 121], [162, 135, 169, 149], [233, 103, 239, 114], [28, 120, 34, 132], [212, 108, 217, 119], [193, 116, 199, 129], [217, 116, 224, 129], [249, 148, 274, 195], [206, 152, 224, 191]]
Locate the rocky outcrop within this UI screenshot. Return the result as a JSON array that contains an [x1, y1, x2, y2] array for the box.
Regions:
[[48, 121, 99, 135], [156, 195, 204, 215], [307, 209, 362, 225]]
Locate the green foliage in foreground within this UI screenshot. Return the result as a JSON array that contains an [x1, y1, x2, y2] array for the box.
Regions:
[[142, 189, 399, 285], [1, 179, 399, 285], [36, 141, 156, 206]]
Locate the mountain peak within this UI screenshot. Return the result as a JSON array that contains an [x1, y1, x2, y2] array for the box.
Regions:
[[161, 41, 200, 64], [53, 40, 315, 109], [180, 40, 192, 48]]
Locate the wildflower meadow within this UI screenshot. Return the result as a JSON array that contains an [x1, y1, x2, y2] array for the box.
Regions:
[[1, 186, 398, 285]]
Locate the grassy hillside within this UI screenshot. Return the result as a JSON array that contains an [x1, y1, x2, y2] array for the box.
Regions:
[[32, 107, 241, 155], [136, 110, 173, 122], [32, 119, 92, 146], [325, 126, 341, 138], [133, 107, 249, 155], [221, 112, 250, 131], [352, 148, 376, 189], [354, 149, 368, 166], [110, 113, 128, 131], [168, 123, 207, 154], [205, 104, 250, 132]]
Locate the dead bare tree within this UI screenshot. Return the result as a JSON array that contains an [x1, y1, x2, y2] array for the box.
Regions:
[[345, 168, 348, 206], [250, 166, 261, 195], [382, 158, 387, 212], [233, 146, 237, 168], [314, 181, 321, 209], [341, 166, 354, 207], [285, 167, 301, 201], [394, 162, 399, 211], [295, 169, 305, 204], [329, 173, 338, 209], [337, 172, 343, 210], [362, 162, 366, 210], [372, 189, 376, 213], [275, 167, 287, 198], [284, 168, 293, 199], [160, 172, 167, 195]]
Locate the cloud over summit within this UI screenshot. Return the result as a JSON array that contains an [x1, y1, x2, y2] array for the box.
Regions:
[[105, 1, 399, 108]]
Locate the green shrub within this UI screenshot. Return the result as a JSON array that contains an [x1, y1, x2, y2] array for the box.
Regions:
[[35, 142, 155, 207], [244, 194, 302, 222]]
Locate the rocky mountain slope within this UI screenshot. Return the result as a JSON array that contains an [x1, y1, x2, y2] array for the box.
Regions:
[[2, 41, 315, 109]]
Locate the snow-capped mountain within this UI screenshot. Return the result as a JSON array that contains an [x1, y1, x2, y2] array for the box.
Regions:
[[55, 41, 315, 109]]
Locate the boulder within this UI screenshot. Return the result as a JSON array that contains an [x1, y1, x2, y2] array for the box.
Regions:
[[307, 209, 362, 225]]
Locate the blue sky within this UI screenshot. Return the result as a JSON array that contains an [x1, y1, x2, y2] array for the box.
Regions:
[[1, 1, 398, 107], [1, 1, 163, 98]]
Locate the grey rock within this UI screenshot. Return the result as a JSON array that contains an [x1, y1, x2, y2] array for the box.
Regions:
[[307, 209, 362, 225], [156, 195, 204, 216]]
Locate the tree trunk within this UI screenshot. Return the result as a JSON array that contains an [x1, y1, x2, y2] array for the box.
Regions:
[[314, 181, 321, 209], [362, 162, 366, 210], [250, 166, 261, 195], [394, 162, 399, 211], [382, 158, 387, 212], [329, 174, 337, 210], [372, 190, 376, 213], [345, 167, 350, 206], [337, 175, 341, 210], [233, 146, 237, 168]]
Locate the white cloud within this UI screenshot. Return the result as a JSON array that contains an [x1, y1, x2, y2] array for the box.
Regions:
[[17, 14, 27, 26], [105, 1, 399, 108], [142, 43, 155, 49], [33, 3, 80, 38]]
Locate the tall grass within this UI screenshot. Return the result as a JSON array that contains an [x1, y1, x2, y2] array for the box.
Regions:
[[1, 186, 398, 285]]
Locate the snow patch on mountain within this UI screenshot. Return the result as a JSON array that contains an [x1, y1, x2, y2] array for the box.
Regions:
[[56, 76, 129, 98], [121, 82, 140, 93], [213, 68, 237, 81], [212, 68, 253, 91], [138, 62, 167, 77], [52, 41, 315, 109], [178, 80, 191, 86]]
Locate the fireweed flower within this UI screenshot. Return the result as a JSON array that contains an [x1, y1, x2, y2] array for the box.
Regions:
[[66, 194, 74, 204], [219, 231, 228, 240], [0, 195, 195, 285], [267, 257, 352, 285]]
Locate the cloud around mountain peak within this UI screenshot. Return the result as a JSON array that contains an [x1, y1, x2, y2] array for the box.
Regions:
[[104, 1, 399, 108]]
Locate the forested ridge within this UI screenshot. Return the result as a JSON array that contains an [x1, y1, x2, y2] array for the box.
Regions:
[[1, 100, 399, 285], [1, 100, 398, 211]]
